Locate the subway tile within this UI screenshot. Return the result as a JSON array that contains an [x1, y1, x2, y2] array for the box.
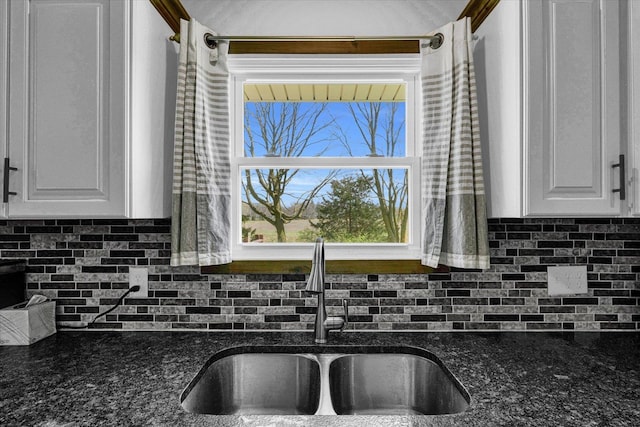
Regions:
[[380, 298, 414, 306], [599, 322, 636, 329], [452, 298, 488, 305], [501, 298, 525, 305], [562, 298, 598, 305], [58, 290, 81, 298], [442, 281, 478, 289], [118, 314, 154, 322], [520, 265, 548, 272], [600, 273, 637, 281], [350, 290, 373, 298], [55, 298, 86, 306], [520, 315, 544, 322], [232, 298, 269, 306], [447, 289, 471, 297], [152, 290, 178, 298], [484, 314, 519, 322], [478, 281, 502, 289], [228, 290, 251, 298], [506, 224, 542, 232], [264, 315, 300, 322], [515, 281, 546, 289], [411, 314, 446, 322], [611, 298, 637, 305], [507, 233, 531, 240], [381, 306, 405, 314], [348, 315, 374, 322], [41, 282, 76, 290], [88, 322, 122, 329], [526, 322, 562, 330], [208, 323, 233, 329], [172, 323, 208, 329], [246, 274, 282, 282], [424, 298, 450, 305], [7, 217, 636, 331], [82, 266, 117, 273], [606, 233, 640, 240], [110, 226, 134, 234], [186, 307, 221, 314], [373, 290, 397, 298], [502, 273, 526, 280]]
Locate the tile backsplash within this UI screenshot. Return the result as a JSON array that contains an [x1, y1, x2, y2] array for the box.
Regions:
[[0, 218, 638, 331]]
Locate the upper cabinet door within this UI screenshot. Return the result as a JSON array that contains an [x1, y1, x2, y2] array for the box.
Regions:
[[7, 0, 126, 217], [0, 1, 8, 218], [525, 0, 622, 216]]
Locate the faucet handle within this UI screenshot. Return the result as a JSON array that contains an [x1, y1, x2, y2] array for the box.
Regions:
[[340, 299, 349, 331]]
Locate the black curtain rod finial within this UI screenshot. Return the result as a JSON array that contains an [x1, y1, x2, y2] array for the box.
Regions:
[[429, 33, 444, 49], [204, 33, 218, 49]]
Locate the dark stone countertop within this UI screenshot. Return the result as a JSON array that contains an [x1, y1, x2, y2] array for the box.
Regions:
[[0, 331, 638, 426]]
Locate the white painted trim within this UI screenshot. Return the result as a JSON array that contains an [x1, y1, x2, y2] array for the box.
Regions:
[[630, 0, 640, 216], [229, 55, 421, 260], [237, 157, 415, 168], [124, 0, 132, 218], [228, 54, 421, 75]]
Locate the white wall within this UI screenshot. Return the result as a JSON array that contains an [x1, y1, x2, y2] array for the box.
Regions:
[[473, 0, 522, 218], [181, 0, 468, 36], [130, 0, 178, 217]]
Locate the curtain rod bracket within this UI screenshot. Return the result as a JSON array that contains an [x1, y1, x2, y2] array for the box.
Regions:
[[428, 33, 444, 49], [204, 33, 218, 49]]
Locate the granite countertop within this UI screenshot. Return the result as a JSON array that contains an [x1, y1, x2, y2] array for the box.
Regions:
[[0, 331, 638, 426]]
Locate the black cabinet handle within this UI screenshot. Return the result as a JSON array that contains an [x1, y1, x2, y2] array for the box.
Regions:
[[612, 154, 626, 201], [3, 158, 17, 203]]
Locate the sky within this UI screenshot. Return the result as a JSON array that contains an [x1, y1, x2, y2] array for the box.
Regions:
[[242, 100, 407, 206], [244, 101, 406, 157]]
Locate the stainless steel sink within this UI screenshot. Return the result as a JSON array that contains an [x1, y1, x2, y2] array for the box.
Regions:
[[329, 353, 469, 415], [180, 353, 321, 415], [180, 345, 469, 416]]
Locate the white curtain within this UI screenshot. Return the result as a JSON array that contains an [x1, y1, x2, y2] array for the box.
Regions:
[[420, 17, 490, 270], [171, 19, 231, 266]]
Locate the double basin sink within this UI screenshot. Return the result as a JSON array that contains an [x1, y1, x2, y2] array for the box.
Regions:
[[181, 345, 470, 416]]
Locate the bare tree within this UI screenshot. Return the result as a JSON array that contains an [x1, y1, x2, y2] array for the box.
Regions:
[[243, 102, 335, 242], [335, 102, 408, 242]]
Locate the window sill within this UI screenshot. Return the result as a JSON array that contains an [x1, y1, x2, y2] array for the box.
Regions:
[[201, 260, 448, 275]]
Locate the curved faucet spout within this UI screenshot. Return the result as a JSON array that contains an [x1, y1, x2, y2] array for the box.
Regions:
[[305, 237, 324, 294], [305, 237, 348, 343]]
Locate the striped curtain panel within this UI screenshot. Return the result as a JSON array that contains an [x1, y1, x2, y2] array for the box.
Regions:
[[420, 17, 490, 270], [171, 19, 231, 266]]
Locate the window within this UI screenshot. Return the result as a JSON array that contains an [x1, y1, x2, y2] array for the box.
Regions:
[[228, 55, 421, 260]]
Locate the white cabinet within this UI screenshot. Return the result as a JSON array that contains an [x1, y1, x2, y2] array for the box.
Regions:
[[1, 0, 174, 218], [476, 0, 634, 217], [0, 1, 9, 219], [630, 0, 640, 216]]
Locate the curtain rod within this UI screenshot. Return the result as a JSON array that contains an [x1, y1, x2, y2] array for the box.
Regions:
[[201, 34, 444, 50]]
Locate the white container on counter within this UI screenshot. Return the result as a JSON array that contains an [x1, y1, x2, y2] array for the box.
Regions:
[[0, 300, 56, 345]]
